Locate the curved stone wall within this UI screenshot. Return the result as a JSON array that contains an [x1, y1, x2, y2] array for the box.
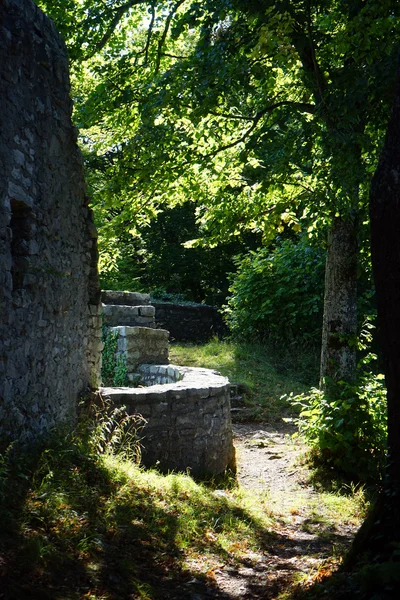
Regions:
[[101, 365, 235, 476]]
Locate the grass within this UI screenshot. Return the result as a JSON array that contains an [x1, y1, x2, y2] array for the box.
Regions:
[[0, 432, 274, 599], [169, 338, 319, 420], [0, 339, 373, 599], [0, 430, 367, 600]]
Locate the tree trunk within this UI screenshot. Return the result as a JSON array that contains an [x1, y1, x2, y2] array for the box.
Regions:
[[345, 61, 400, 568], [370, 66, 400, 492], [320, 215, 358, 395]]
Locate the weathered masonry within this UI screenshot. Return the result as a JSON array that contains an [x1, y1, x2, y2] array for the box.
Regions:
[[101, 289, 227, 342], [0, 0, 102, 443], [102, 366, 235, 476], [101, 291, 235, 475]]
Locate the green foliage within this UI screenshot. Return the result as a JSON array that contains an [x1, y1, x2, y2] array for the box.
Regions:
[[97, 201, 259, 305], [101, 325, 128, 387], [82, 395, 146, 462], [40, 0, 400, 266], [137, 203, 260, 305], [292, 368, 387, 481], [224, 236, 325, 343]]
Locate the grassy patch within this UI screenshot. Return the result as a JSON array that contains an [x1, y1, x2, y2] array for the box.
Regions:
[[0, 433, 367, 600], [0, 340, 372, 599], [0, 435, 277, 599], [170, 338, 318, 420]]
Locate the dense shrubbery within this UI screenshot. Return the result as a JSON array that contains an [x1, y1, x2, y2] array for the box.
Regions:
[[224, 236, 326, 344], [98, 203, 260, 306], [292, 366, 387, 481]]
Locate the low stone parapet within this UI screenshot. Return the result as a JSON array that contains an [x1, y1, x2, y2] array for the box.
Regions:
[[101, 365, 235, 476], [138, 364, 184, 385], [103, 304, 155, 328]]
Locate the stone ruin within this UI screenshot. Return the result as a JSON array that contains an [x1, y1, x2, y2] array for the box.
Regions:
[[101, 291, 235, 476], [0, 0, 102, 442], [0, 0, 234, 476]]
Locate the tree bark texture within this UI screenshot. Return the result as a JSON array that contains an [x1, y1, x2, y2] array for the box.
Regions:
[[344, 62, 400, 566], [370, 62, 400, 490], [320, 216, 358, 393]]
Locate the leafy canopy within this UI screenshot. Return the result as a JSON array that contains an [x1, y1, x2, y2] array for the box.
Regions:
[[37, 0, 400, 271]]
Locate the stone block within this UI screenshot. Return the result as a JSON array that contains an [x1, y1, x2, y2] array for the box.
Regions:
[[101, 290, 150, 306]]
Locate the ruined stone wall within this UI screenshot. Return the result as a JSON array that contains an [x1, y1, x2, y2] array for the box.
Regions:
[[101, 366, 235, 476], [0, 0, 102, 443], [114, 326, 169, 383], [152, 302, 228, 342]]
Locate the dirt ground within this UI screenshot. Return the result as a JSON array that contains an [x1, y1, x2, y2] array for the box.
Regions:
[[196, 420, 359, 599]]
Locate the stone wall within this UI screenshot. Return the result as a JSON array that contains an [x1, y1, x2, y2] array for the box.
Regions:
[[101, 290, 155, 328], [103, 304, 155, 328], [101, 290, 150, 306], [102, 292, 228, 342], [114, 326, 169, 383], [152, 302, 228, 342], [0, 0, 102, 443], [101, 366, 235, 476]]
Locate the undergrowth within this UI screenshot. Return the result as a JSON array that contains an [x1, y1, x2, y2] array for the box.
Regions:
[[0, 377, 367, 600], [0, 402, 276, 599], [291, 350, 387, 483]]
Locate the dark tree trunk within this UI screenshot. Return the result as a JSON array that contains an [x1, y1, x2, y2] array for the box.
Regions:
[[345, 61, 400, 567], [320, 215, 358, 395], [370, 64, 400, 493]]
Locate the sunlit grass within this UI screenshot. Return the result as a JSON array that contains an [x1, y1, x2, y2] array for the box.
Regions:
[[170, 338, 318, 419], [103, 454, 274, 558], [0, 339, 371, 599]]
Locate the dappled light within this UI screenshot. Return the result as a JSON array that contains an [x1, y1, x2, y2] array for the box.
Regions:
[[2, 0, 400, 597]]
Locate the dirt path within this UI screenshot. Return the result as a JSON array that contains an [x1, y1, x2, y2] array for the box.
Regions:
[[205, 421, 359, 599]]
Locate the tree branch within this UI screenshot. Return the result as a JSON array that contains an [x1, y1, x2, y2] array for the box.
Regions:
[[144, 3, 156, 65], [161, 52, 189, 60], [194, 100, 315, 161], [290, 5, 327, 112], [190, 100, 315, 124], [83, 0, 150, 60], [305, 0, 327, 109], [154, 0, 185, 75]]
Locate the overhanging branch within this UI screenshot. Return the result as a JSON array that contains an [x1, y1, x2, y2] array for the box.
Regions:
[[83, 0, 150, 61], [198, 100, 315, 160]]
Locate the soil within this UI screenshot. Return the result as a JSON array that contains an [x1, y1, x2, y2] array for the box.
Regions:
[[187, 419, 359, 600]]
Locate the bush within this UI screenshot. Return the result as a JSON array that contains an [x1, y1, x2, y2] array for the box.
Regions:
[[224, 236, 325, 343], [291, 369, 387, 481], [101, 325, 128, 387]]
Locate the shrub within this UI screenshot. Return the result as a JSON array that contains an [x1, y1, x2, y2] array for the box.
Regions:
[[291, 368, 387, 481], [101, 325, 128, 387], [224, 236, 325, 343]]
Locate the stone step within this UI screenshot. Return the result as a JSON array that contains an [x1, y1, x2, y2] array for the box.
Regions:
[[101, 290, 150, 306]]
